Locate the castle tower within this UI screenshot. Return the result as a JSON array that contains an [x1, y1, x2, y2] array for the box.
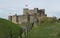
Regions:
[[34, 8, 38, 13], [8, 16, 12, 21], [23, 8, 29, 15], [12, 14, 18, 24], [40, 9, 45, 15]]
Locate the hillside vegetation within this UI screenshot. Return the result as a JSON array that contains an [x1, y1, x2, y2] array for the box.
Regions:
[[0, 18, 22, 38], [24, 16, 60, 38]]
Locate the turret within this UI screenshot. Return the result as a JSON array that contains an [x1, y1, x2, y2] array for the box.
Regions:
[[12, 14, 18, 24], [34, 8, 38, 13], [8, 16, 12, 21], [23, 8, 29, 15], [40, 9, 45, 15]]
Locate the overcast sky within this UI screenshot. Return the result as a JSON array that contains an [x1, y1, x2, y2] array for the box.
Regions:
[[0, 0, 60, 19]]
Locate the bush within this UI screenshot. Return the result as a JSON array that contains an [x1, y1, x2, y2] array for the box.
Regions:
[[39, 16, 57, 23]]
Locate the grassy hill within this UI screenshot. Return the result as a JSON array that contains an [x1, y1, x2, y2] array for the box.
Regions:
[[0, 18, 22, 38], [24, 22, 60, 38]]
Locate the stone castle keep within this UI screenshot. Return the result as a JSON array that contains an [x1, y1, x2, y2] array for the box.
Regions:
[[8, 8, 46, 24]]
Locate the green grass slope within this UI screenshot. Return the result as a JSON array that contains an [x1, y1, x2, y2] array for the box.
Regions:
[[0, 18, 22, 38], [24, 22, 60, 38]]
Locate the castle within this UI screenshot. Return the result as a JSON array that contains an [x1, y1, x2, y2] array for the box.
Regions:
[[8, 8, 47, 24]]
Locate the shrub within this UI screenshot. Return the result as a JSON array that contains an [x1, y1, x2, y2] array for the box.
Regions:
[[39, 16, 57, 23]]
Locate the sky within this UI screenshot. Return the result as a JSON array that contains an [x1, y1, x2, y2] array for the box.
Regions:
[[0, 0, 60, 19]]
